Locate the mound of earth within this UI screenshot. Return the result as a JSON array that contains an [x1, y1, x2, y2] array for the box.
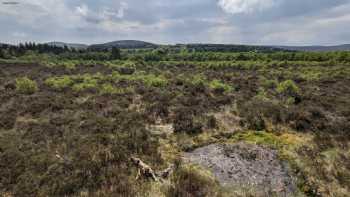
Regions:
[[184, 142, 297, 196]]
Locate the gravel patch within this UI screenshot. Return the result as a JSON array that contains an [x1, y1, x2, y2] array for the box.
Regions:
[[184, 142, 297, 196]]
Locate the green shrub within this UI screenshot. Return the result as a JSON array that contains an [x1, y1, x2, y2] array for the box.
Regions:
[[62, 61, 76, 70], [122, 61, 137, 68], [140, 74, 168, 87], [191, 74, 207, 86], [99, 84, 132, 95], [261, 78, 278, 89], [72, 82, 97, 92], [72, 74, 99, 92], [100, 83, 118, 95], [254, 87, 270, 102], [15, 77, 38, 94], [286, 97, 296, 105], [276, 80, 300, 97], [109, 71, 167, 88], [209, 80, 232, 93], [45, 75, 73, 90]]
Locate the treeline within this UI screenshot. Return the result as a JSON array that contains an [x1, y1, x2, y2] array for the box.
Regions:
[[128, 49, 350, 62], [0, 43, 122, 60], [1, 43, 350, 62], [181, 44, 285, 53], [0, 42, 74, 57]]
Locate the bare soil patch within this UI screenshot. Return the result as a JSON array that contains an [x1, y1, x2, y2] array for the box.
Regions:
[[184, 142, 297, 196]]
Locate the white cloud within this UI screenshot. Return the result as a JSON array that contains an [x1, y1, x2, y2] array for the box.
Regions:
[[0, 0, 349, 45], [218, 0, 276, 14], [76, 4, 89, 17], [117, 2, 128, 18], [101, 2, 128, 19]]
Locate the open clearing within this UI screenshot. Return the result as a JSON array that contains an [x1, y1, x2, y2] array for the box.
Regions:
[[1, 48, 350, 196]]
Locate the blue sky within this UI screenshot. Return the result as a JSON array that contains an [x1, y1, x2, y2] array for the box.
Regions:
[[1, 0, 350, 45]]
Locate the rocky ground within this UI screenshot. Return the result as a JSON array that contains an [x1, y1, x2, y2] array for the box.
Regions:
[[184, 142, 297, 197]]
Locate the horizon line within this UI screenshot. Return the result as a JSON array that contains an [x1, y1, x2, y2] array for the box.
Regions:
[[1, 40, 350, 47]]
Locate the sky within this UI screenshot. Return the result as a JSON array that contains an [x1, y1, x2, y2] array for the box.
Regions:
[[1, 0, 350, 45]]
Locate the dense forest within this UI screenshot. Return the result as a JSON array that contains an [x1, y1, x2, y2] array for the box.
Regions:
[[0, 44, 349, 197]]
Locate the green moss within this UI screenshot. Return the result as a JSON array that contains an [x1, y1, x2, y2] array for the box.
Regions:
[[230, 131, 284, 148]]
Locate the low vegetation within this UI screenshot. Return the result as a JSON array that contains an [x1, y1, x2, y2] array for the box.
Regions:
[[168, 165, 222, 197], [15, 77, 38, 94], [0, 45, 349, 196]]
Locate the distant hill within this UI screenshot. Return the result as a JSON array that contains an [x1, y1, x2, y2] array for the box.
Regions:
[[275, 44, 350, 52], [89, 40, 157, 50], [46, 42, 88, 50], [181, 44, 285, 52], [3, 40, 350, 52]]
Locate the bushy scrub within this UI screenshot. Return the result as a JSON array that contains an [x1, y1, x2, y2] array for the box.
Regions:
[[209, 80, 232, 93], [45, 75, 74, 90], [141, 74, 168, 87], [72, 74, 99, 92], [99, 83, 133, 95], [254, 87, 270, 102], [100, 83, 119, 95], [175, 74, 207, 91], [260, 77, 278, 89], [109, 71, 167, 88], [15, 77, 38, 94], [276, 80, 300, 97], [111, 61, 136, 75], [191, 74, 207, 86], [72, 82, 97, 92], [62, 61, 76, 70], [276, 80, 301, 105]]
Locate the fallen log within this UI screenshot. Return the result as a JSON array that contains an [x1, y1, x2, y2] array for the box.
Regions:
[[130, 157, 175, 182], [130, 157, 158, 181], [157, 164, 175, 179]]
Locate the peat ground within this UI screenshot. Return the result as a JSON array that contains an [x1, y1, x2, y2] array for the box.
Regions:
[[0, 61, 349, 196]]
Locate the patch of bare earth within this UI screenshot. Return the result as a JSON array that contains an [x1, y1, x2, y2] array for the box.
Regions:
[[184, 142, 297, 196]]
